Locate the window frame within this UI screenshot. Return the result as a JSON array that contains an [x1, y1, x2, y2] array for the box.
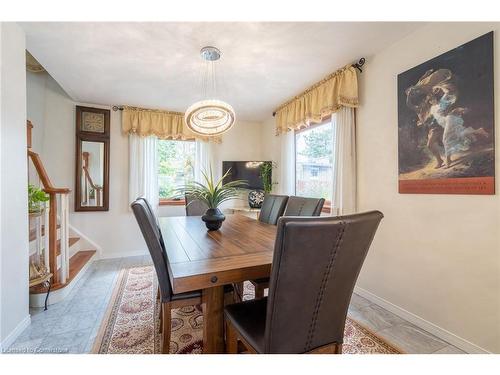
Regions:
[[294, 117, 334, 214], [157, 138, 196, 205]]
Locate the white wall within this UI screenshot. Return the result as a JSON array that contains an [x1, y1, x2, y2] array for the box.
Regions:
[[356, 23, 500, 353], [0, 22, 30, 348], [26, 71, 266, 257], [260, 116, 282, 193]]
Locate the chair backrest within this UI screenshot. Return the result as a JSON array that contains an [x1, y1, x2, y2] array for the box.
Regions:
[[131, 198, 173, 302], [258, 194, 289, 225], [264, 211, 383, 353], [283, 196, 325, 217], [185, 194, 209, 216], [137, 197, 166, 250]]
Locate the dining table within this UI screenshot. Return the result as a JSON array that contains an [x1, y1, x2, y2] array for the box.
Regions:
[[158, 213, 277, 354]]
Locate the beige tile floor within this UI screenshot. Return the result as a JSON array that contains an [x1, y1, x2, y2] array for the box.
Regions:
[[7, 255, 465, 354]]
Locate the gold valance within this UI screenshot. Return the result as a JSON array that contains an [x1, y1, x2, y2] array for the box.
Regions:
[[274, 65, 359, 134], [121, 106, 221, 143]]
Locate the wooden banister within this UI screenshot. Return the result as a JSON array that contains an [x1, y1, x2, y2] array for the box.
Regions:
[[27, 121, 71, 285], [81, 152, 102, 206], [27, 120, 33, 149]]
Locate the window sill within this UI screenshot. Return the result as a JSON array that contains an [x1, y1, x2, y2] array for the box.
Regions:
[[159, 199, 186, 206]]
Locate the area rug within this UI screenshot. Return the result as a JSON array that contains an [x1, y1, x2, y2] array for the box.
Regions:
[[92, 266, 401, 354]]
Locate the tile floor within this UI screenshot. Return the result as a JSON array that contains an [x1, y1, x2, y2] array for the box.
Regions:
[[7, 255, 465, 354]]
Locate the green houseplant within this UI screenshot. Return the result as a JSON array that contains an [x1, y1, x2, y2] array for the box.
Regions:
[[28, 184, 49, 213], [184, 166, 247, 231], [259, 161, 278, 194]]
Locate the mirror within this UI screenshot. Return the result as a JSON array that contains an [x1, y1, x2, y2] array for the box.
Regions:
[[81, 141, 105, 207], [75, 106, 110, 211]]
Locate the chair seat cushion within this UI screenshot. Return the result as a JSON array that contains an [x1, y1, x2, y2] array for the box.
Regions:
[[170, 290, 202, 301], [169, 284, 234, 302], [224, 297, 268, 353]]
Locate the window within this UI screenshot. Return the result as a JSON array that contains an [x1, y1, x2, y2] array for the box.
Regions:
[[295, 120, 335, 211], [158, 139, 196, 203]]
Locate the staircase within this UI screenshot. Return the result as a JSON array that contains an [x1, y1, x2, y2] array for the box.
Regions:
[[27, 120, 98, 307]]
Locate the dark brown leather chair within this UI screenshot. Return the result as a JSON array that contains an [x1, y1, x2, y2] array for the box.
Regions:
[[225, 211, 384, 354], [283, 196, 325, 216], [185, 194, 208, 216], [132, 198, 235, 353], [248, 194, 289, 298], [251, 196, 325, 297], [258, 194, 289, 225]]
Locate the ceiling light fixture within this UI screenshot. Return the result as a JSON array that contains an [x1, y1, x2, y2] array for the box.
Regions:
[[185, 46, 235, 137]]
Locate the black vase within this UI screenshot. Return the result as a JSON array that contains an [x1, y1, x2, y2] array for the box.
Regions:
[[248, 190, 265, 208], [201, 208, 226, 231]]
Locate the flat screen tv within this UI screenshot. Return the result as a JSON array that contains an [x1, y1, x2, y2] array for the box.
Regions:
[[222, 161, 271, 190]]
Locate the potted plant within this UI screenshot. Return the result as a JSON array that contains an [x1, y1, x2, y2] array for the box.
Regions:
[[260, 161, 278, 194], [248, 162, 278, 209], [28, 184, 49, 214], [184, 166, 247, 231]]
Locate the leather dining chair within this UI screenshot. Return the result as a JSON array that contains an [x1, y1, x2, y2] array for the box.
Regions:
[[258, 194, 289, 225], [185, 194, 209, 216], [224, 211, 384, 354], [251, 195, 325, 299], [283, 196, 325, 217], [131, 198, 235, 353], [247, 194, 289, 299]]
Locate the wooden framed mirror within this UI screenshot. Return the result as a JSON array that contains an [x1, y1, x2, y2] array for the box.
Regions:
[[75, 106, 110, 211]]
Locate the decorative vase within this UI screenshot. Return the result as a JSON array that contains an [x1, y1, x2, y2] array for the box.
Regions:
[[248, 190, 265, 208], [202, 208, 226, 231]]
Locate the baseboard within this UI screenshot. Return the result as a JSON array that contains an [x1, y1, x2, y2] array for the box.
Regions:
[[98, 249, 148, 260], [354, 286, 491, 354], [0, 315, 31, 352]]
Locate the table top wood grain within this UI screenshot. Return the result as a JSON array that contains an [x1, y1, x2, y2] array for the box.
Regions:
[[158, 214, 277, 293]]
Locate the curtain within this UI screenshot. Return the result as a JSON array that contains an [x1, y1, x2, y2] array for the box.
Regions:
[[274, 65, 359, 135], [194, 140, 215, 183], [279, 130, 295, 195], [122, 106, 221, 143], [128, 134, 159, 209], [331, 107, 357, 216]]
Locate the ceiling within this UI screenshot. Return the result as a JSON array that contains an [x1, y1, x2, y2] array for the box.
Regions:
[[21, 22, 424, 122]]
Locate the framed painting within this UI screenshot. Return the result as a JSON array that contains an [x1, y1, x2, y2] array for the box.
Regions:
[[398, 31, 495, 195]]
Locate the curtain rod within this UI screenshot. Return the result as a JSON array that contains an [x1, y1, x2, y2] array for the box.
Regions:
[[272, 57, 365, 117], [113, 58, 366, 116]]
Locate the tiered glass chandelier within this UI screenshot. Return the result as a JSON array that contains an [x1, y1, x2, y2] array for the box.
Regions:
[[185, 46, 235, 136]]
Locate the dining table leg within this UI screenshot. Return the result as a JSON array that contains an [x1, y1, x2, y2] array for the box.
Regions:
[[202, 286, 225, 353]]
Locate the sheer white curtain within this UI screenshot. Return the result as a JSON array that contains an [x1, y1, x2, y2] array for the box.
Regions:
[[128, 134, 159, 209], [194, 140, 215, 183], [279, 130, 295, 195], [331, 107, 357, 215]]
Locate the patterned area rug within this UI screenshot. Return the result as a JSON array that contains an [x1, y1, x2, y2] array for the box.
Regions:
[[92, 266, 401, 354]]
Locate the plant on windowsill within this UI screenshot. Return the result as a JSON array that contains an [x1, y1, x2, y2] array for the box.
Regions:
[[183, 166, 247, 231]]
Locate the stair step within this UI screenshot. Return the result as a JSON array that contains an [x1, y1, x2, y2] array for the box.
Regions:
[[30, 249, 96, 293], [29, 224, 60, 242], [56, 236, 80, 255]]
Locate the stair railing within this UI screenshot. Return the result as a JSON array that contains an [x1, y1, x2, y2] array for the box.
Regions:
[[82, 152, 103, 206], [28, 121, 71, 285]]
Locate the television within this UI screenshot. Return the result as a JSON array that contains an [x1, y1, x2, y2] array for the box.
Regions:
[[222, 161, 271, 190]]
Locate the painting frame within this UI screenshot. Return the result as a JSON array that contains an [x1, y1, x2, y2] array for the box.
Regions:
[[397, 32, 495, 195]]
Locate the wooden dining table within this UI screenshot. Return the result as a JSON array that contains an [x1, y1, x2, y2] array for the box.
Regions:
[[158, 214, 277, 354]]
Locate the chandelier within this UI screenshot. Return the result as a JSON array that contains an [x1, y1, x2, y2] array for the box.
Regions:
[[185, 46, 235, 136]]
